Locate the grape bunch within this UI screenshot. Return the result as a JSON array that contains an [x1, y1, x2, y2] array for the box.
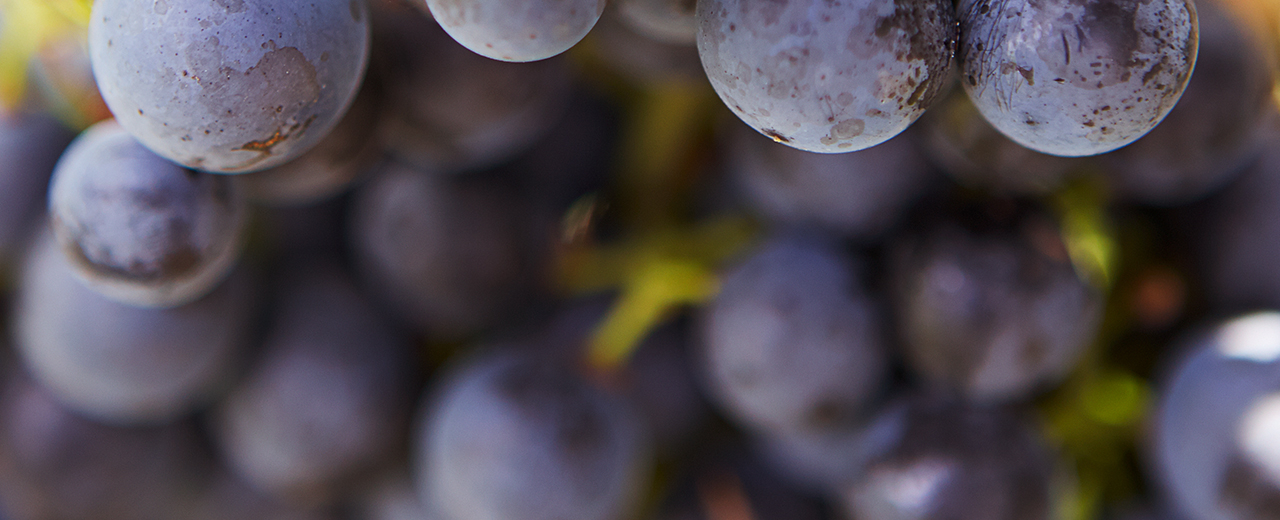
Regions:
[[0, 0, 1275, 519]]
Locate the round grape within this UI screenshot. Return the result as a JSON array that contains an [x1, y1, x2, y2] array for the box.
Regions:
[[13, 229, 258, 424], [416, 350, 650, 520], [48, 120, 247, 308], [214, 261, 416, 508], [696, 0, 957, 153], [838, 394, 1060, 520], [699, 233, 889, 437], [724, 121, 937, 241], [88, 0, 370, 173], [0, 111, 75, 264], [958, 0, 1198, 156], [891, 210, 1103, 401], [424, 0, 605, 62]]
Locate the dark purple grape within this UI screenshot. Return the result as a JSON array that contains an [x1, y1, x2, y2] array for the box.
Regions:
[[891, 209, 1102, 401], [0, 112, 74, 265], [416, 350, 650, 520], [958, 0, 1198, 156], [724, 120, 938, 241], [13, 229, 258, 424], [48, 120, 246, 307], [699, 233, 889, 437], [838, 395, 1060, 520], [0, 369, 208, 520], [213, 261, 416, 507], [372, 2, 572, 171], [88, 0, 370, 173], [697, 0, 957, 153], [349, 162, 540, 341]]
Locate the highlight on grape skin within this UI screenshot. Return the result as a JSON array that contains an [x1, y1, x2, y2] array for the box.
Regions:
[[958, 0, 1198, 157], [88, 0, 371, 173], [696, 0, 957, 153], [423, 0, 606, 62]]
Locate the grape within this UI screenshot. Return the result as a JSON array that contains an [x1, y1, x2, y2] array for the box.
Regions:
[[423, 0, 605, 62], [615, 0, 697, 44], [88, 0, 370, 173], [696, 0, 957, 153], [838, 394, 1059, 520], [240, 66, 384, 206], [0, 369, 208, 520], [350, 468, 436, 520], [47, 121, 247, 308], [12, 229, 258, 424], [588, 10, 706, 86], [1149, 312, 1280, 520], [1097, 0, 1274, 205], [186, 469, 341, 520], [890, 208, 1103, 401], [699, 233, 889, 437], [349, 162, 540, 341], [754, 425, 875, 492], [723, 121, 938, 241], [373, 1, 572, 171], [213, 261, 416, 507], [416, 350, 650, 520], [917, 87, 1088, 194], [958, 0, 1198, 157], [0, 112, 75, 264]]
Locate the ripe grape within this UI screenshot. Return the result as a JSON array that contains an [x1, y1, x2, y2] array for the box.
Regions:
[[1152, 312, 1280, 520], [699, 233, 889, 437], [958, 0, 1198, 156], [423, 0, 605, 62], [1097, 0, 1274, 205], [0, 369, 208, 520], [13, 229, 258, 424], [696, 0, 957, 153], [891, 208, 1103, 401], [416, 350, 650, 520], [373, 1, 573, 171], [213, 261, 416, 507], [724, 121, 938, 241], [838, 394, 1059, 520], [616, 0, 697, 44], [88, 0, 371, 173], [47, 120, 247, 308], [349, 162, 540, 341], [0, 112, 75, 264]]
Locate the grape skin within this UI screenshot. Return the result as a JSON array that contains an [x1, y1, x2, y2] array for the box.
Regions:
[[699, 234, 889, 437], [416, 350, 650, 520], [13, 230, 258, 424], [958, 0, 1198, 157], [696, 0, 956, 153], [214, 262, 415, 508], [0, 112, 75, 263], [48, 121, 247, 308], [88, 0, 370, 173], [424, 0, 605, 62]]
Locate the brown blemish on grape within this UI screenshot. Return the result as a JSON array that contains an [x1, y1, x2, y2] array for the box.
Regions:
[[232, 114, 318, 168]]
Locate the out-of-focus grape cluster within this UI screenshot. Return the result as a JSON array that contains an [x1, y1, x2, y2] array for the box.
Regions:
[[0, 0, 1278, 519]]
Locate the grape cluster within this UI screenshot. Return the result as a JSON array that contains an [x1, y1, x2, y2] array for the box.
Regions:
[[0, 0, 1274, 519]]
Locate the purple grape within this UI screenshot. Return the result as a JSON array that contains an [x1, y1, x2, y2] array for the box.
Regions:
[[697, 0, 957, 153], [958, 0, 1198, 156], [724, 121, 938, 241], [48, 120, 247, 308], [699, 233, 889, 437], [0, 112, 75, 265], [839, 395, 1059, 520], [213, 261, 416, 507], [423, 0, 605, 62], [88, 0, 370, 173], [12, 229, 258, 424], [416, 350, 650, 520]]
